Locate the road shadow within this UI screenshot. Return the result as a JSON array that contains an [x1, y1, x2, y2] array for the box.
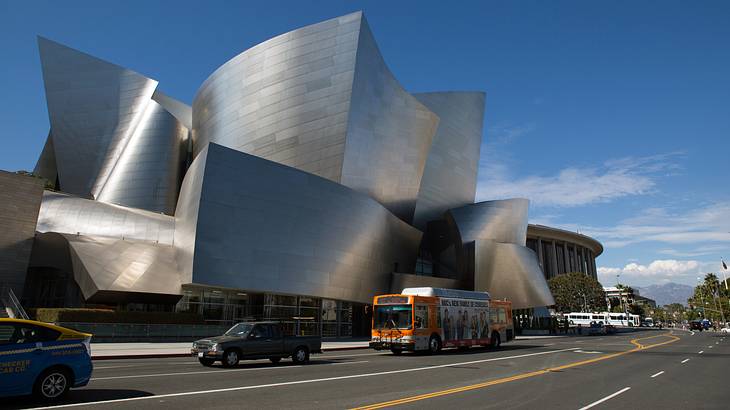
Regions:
[[2, 389, 153, 409]]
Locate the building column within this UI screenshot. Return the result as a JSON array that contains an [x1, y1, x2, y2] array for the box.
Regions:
[[563, 242, 570, 273], [537, 237, 544, 270], [591, 254, 598, 279], [580, 246, 586, 274], [550, 241, 559, 277]]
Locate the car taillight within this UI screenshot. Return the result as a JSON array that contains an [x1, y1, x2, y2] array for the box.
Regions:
[[82, 336, 92, 355]]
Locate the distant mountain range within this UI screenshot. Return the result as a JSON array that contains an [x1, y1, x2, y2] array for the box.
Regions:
[[634, 283, 694, 307]]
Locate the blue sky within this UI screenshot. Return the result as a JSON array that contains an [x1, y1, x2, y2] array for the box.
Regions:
[[1, 1, 729, 287]]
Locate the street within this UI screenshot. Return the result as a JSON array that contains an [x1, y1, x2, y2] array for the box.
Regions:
[[1, 329, 726, 409]]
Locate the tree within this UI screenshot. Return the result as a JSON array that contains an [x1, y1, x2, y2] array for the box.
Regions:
[[548, 272, 608, 313], [628, 303, 645, 317]]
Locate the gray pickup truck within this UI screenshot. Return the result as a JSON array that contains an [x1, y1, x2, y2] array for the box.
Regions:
[[191, 321, 322, 367]]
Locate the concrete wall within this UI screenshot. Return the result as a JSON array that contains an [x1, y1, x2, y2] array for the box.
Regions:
[[0, 171, 45, 296]]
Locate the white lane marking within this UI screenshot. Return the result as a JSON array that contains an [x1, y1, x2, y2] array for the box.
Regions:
[[578, 387, 631, 410], [709, 346, 713, 349], [699, 351, 704, 354], [574, 350, 603, 354], [681, 358, 690, 363], [34, 347, 580, 409], [650, 371, 664, 378], [543, 343, 557, 346], [91, 359, 370, 381], [327, 360, 369, 366], [91, 365, 303, 380], [93, 365, 138, 370]]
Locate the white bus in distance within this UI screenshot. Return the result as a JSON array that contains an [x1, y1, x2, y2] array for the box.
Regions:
[[565, 312, 640, 327]]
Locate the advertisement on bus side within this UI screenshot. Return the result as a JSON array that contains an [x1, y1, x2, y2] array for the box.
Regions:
[[439, 298, 490, 346]]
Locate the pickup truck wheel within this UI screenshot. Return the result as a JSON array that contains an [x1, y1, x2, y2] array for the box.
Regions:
[[222, 349, 240, 367], [34, 367, 71, 401], [292, 346, 309, 364], [198, 358, 215, 367], [269, 357, 281, 364]]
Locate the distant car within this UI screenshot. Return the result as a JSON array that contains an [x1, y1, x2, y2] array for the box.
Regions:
[[192, 322, 322, 367], [0, 318, 93, 401], [689, 321, 703, 331]]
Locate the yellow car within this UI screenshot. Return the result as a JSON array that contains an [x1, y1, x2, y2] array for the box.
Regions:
[[0, 318, 93, 401]]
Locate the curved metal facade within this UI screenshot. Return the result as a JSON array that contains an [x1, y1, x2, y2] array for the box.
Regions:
[[36, 191, 175, 245], [176, 143, 422, 303], [192, 12, 362, 182], [448, 198, 529, 246], [38, 37, 189, 215], [192, 12, 438, 222], [446, 199, 553, 308], [340, 18, 439, 222], [94, 100, 188, 214], [24, 12, 566, 312], [412, 92, 485, 229], [474, 240, 555, 309]]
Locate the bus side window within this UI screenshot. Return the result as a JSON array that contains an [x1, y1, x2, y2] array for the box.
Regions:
[[415, 305, 428, 329], [490, 308, 499, 324], [498, 308, 506, 324]]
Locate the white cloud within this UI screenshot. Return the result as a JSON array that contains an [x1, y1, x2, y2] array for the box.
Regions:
[[597, 259, 711, 285], [574, 203, 730, 249], [477, 153, 681, 207]]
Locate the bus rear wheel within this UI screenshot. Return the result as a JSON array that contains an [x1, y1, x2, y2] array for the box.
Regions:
[[491, 332, 501, 349], [390, 348, 403, 355], [428, 335, 442, 354]]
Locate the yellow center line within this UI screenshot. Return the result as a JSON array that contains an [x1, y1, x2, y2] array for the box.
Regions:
[[352, 332, 681, 410]]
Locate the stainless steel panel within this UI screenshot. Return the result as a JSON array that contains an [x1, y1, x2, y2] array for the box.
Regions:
[[38, 37, 188, 215], [59, 233, 181, 299], [152, 90, 193, 130], [175, 143, 422, 304], [94, 100, 188, 215], [341, 18, 439, 222], [33, 132, 57, 185], [473, 240, 555, 309], [446, 199, 555, 308], [192, 12, 362, 183], [412, 92, 485, 229], [192, 12, 438, 222], [448, 198, 529, 246], [39, 37, 159, 199], [36, 191, 175, 245]]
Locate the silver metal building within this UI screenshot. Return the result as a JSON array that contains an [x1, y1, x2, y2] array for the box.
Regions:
[[8, 12, 603, 333]]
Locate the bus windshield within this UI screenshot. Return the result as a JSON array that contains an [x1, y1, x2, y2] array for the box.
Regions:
[[374, 305, 412, 329]]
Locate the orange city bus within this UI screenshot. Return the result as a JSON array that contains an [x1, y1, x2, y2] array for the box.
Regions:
[[369, 287, 514, 354]]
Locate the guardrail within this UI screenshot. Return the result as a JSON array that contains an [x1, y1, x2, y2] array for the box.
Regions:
[[57, 322, 231, 342], [0, 286, 29, 319]]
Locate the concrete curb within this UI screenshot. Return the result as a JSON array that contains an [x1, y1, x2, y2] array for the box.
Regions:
[[92, 345, 370, 360]]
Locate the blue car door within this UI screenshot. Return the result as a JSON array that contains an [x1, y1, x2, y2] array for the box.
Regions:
[[0, 323, 43, 397]]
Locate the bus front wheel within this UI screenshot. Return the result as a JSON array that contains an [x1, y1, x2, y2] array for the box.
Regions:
[[428, 335, 442, 354]]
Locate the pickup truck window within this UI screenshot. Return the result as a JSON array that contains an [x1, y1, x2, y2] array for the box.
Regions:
[[225, 323, 254, 336], [251, 325, 271, 339]]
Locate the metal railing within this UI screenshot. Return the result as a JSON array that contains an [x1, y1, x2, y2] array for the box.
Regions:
[[0, 286, 29, 319]]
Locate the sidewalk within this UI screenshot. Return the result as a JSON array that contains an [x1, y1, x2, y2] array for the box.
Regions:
[[92, 335, 574, 360], [91, 339, 371, 360]]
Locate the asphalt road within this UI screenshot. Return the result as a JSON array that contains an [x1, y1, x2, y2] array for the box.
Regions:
[[3, 329, 726, 410]]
